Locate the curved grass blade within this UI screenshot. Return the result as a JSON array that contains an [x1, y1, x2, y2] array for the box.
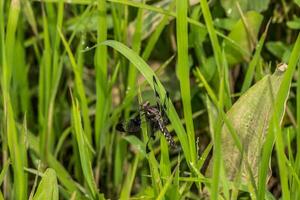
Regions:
[[98, 40, 191, 162]]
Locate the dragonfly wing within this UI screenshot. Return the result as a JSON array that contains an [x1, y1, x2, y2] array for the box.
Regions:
[[116, 115, 141, 133]]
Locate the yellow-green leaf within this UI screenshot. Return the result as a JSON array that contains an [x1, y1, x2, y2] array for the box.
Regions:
[[208, 63, 290, 183], [224, 11, 263, 65], [32, 168, 58, 200]]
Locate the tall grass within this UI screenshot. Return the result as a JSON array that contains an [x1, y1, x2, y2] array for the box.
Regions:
[[1, 0, 300, 199]]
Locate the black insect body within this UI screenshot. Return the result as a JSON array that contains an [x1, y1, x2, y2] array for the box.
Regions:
[[116, 76, 176, 149], [140, 101, 175, 148]]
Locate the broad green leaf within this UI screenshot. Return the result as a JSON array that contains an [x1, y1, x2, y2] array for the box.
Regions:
[[224, 11, 263, 65], [202, 57, 217, 82], [214, 17, 237, 31], [32, 168, 58, 200], [209, 63, 289, 183], [221, 0, 270, 18], [287, 17, 300, 29], [266, 41, 290, 60]]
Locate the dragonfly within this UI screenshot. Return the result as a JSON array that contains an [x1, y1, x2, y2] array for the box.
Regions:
[[116, 76, 176, 149]]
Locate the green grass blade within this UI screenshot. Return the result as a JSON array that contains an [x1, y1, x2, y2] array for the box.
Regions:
[[297, 50, 300, 176], [126, 5, 143, 90], [156, 167, 176, 200], [176, 0, 196, 164], [39, 4, 52, 159], [160, 137, 171, 179], [120, 155, 139, 200], [241, 23, 269, 93], [210, 117, 223, 200], [199, 0, 222, 71], [71, 94, 97, 198], [5, 100, 27, 199], [54, 127, 71, 158], [58, 27, 92, 150], [46, 2, 65, 156], [0, 160, 10, 186], [273, 112, 290, 200], [95, 0, 108, 150]]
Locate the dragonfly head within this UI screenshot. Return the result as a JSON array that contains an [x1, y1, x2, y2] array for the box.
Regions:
[[140, 101, 150, 110]]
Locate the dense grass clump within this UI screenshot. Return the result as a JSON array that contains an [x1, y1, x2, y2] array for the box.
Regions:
[[1, 0, 300, 199]]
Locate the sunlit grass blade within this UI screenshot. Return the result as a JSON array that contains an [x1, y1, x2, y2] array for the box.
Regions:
[[200, 0, 222, 71], [241, 22, 269, 93], [71, 94, 97, 198], [296, 41, 300, 198], [273, 113, 290, 200], [5, 100, 27, 199], [120, 155, 139, 199], [0, 160, 10, 186], [58, 27, 92, 147], [210, 117, 223, 200], [95, 0, 108, 151], [38, 4, 52, 159], [126, 4, 142, 91], [160, 137, 171, 180], [176, 0, 197, 164], [46, 2, 65, 157], [54, 127, 71, 158], [156, 166, 177, 200]]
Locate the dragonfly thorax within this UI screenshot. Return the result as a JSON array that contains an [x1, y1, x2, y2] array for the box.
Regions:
[[141, 101, 161, 120]]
